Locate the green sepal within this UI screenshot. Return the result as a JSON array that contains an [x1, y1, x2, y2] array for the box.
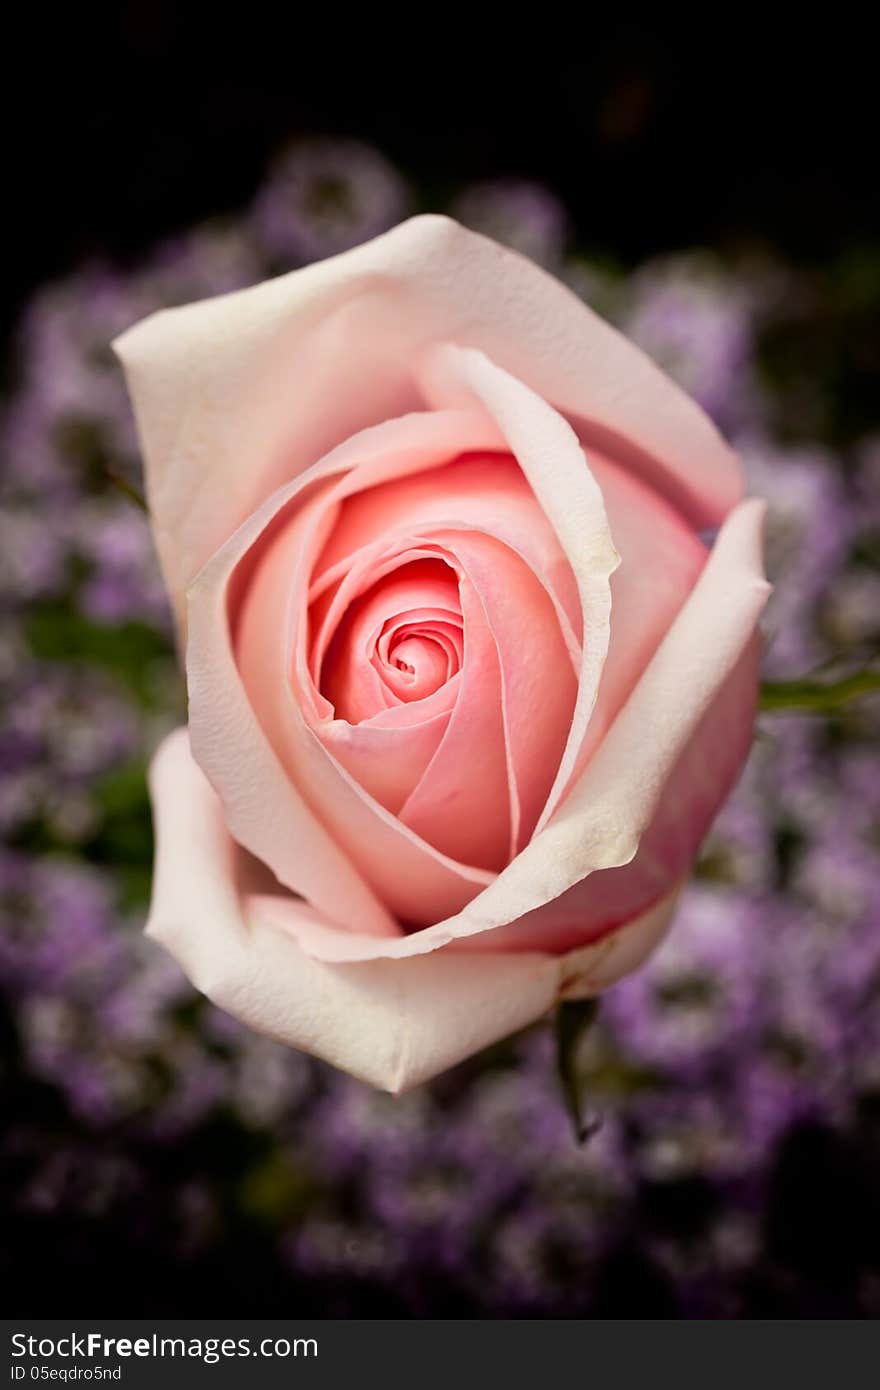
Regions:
[[554, 997, 602, 1144]]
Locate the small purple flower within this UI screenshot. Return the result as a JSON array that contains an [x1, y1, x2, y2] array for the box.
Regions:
[[621, 255, 761, 431], [74, 502, 170, 628], [250, 138, 411, 265], [451, 179, 571, 268], [604, 884, 765, 1079], [739, 433, 855, 676]]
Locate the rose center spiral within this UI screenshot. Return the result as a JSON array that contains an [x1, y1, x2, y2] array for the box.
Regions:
[[378, 623, 461, 701], [316, 556, 464, 723]]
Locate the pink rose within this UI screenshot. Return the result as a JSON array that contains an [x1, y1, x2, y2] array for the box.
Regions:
[[115, 216, 769, 1090]]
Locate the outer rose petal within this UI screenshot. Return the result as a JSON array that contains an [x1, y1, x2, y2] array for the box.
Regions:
[[113, 215, 741, 629], [574, 451, 707, 780], [147, 729, 679, 1090], [453, 636, 762, 954]]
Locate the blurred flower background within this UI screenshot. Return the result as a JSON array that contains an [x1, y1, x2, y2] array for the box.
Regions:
[[2, 138, 879, 1317]]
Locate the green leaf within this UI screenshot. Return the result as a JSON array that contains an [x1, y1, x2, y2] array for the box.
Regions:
[[24, 603, 175, 707], [554, 997, 602, 1144], [760, 661, 880, 714]]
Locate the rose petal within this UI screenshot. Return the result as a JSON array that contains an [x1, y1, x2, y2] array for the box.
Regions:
[[246, 537, 464, 815], [316, 707, 453, 816], [453, 636, 761, 954], [279, 498, 769, 961], [396, 559, 511, 869], [115, 215, 741, 630], [317, 556, 462, 722], [311, 451, 582, 653], [188, 412, 512, 929], [549, 448, 708, 814], [418, 345, 618, 828], [415, 529, 577, 851], [147, 728, 677, 1089]]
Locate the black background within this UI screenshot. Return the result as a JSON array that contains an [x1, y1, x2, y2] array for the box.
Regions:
[[3, 10, 876, 339]]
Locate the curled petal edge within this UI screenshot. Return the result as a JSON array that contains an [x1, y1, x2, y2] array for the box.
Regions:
[[147, 728, 678, 1091], [115, 214, 742, 631]]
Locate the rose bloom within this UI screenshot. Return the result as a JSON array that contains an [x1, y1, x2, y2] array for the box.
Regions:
[[115, 216, 769, 1091]]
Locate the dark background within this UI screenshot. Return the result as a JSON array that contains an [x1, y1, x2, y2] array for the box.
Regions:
[[4, 11, 875, 339]]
